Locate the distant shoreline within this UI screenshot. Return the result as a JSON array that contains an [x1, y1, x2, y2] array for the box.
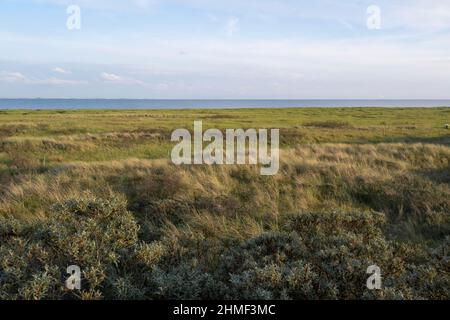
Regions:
[[1, 99, 450, 110]]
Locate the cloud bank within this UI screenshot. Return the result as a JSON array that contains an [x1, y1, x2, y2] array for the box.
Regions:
[[1, 0, 449, 98]]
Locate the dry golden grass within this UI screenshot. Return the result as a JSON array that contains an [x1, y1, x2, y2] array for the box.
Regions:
[[2, 143, 448, 225]]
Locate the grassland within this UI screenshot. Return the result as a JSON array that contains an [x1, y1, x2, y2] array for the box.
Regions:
[[0, 107, 449, 300]]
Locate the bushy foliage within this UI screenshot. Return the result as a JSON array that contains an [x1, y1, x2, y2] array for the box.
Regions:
[[0, 196, 448, 300], [0, 194, 164, 299], [215, 212, 449, 299]]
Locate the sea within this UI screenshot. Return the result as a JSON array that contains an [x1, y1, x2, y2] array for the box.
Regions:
[[0, 99, 449, 110]]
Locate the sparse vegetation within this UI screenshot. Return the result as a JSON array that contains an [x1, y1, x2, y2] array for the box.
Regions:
[[0, 108, 449, 300]]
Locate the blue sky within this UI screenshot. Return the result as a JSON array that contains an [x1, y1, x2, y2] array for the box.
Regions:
[[1, 0, 450, 98]]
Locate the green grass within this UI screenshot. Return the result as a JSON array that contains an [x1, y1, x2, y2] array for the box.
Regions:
[[1, 107, 448, 136], [0, 107, 448, 166]]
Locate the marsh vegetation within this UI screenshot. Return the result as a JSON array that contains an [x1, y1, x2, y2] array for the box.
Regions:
[[0, 107, 449, 299]]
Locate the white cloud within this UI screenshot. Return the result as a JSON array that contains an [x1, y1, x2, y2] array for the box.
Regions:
[[0, 71, 29, 83], [100, 72, 146, 85], [52, 67, 71, 74], [2, 23, 450, 98], [0, 71, 86, 85], [100, 72, 123, 82]]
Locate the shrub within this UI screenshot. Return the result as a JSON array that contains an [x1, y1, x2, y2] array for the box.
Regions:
[[214, 212, 450, 300], [0, 199, 448, 300], [0, 194, 160, 299]]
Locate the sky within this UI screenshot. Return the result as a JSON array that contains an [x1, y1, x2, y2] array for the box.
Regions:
[[0, 0, 450, 99]]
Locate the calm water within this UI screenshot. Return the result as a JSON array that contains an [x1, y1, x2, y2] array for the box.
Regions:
[[0, 99, 449, 110]]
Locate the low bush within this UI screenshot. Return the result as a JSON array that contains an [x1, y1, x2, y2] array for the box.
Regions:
[[0, 194, 161, 299], [0, 197, 448, 300]]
